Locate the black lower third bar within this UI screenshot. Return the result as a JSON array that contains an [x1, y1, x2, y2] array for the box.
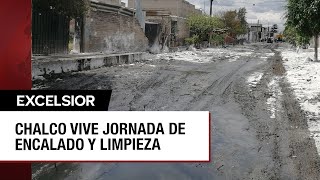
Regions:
[[0, 90, 112, 111]]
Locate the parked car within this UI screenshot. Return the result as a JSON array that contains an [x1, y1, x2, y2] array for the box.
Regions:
[[267, 38, 273, 43]]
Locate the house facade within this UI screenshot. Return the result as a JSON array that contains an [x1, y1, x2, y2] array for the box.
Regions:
[[32, 0, 148, 55], [128, 0, 202, 48]]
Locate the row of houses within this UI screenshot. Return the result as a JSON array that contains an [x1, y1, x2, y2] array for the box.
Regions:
[[32, 0, 202, 55]]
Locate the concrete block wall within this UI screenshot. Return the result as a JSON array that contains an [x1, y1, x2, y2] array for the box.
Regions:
[[128, 0, 181, 16], [128, 0, 201, 18], [83, 6, 148, 54], [147, 16, 189, 46], [181, 0, 198, 18]]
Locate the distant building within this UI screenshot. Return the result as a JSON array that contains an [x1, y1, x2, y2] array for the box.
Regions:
[[247, 23, 271, 43], [248, 23, 262, 43], [262, 27, 268, 39]]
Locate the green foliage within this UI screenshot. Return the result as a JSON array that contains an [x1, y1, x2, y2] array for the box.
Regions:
[[237, 8, 248, 35], [222, 10, 238, 37], [286, 0, 320, 37], [186, 8, 247, 45], [221, 8, 248, 37], [286, 0, 320, 60], [284, 25, 311, 46], [283, 25, 297, 45], [185, 35, 200, 45], [210, 34, 225, 45], [187, 14, 224, 42], [32, 0, 89, 18]]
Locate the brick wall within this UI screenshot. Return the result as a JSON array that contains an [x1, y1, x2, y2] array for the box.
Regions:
[[129, 0, 180, 16], [83, 9, 148, 53], [181, 0, 199, 18]]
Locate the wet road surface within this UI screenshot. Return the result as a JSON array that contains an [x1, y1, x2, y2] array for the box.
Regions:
[[33, 44, 320, 179]]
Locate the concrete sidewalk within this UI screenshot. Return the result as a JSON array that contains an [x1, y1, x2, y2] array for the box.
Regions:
[[32, 52, 146, 78]]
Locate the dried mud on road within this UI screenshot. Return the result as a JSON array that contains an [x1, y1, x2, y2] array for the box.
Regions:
[[235, 48, 320, 179], [33, 44, 320, 180]]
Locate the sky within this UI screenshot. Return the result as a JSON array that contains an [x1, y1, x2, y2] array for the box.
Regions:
[[187, 0, 287, 31], [122, 0, 287, 32]]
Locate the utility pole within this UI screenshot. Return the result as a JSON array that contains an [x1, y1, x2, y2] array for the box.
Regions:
[[210, 0, 213, 16], [268, 21, 270, 38], [204, 0, 206, 15]]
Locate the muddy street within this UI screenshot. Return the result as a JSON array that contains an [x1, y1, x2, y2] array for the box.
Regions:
[[33, 44, 320, 180]]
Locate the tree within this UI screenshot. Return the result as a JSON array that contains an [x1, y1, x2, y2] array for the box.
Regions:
[[237, 8, 248, 35], [187, 14, 224, 45], [286, 0, 320, 61], [221, 10, 240, 37], [32, 0, 89, 18], [221, 9, 248, 38], [283, 25, 298, 46], [284, 25, 310, 47], [186, 8, 247, 46]]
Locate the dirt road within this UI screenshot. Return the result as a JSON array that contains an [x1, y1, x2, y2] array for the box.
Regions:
[[33, 44, 320, 179]]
